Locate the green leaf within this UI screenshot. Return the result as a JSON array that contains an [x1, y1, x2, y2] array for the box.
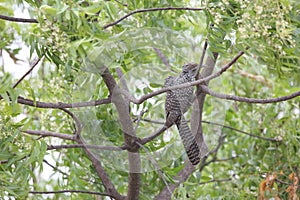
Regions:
[[40, 5, 57, 16]]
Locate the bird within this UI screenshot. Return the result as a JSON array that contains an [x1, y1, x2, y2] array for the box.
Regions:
[[164, 63, 200, 165]]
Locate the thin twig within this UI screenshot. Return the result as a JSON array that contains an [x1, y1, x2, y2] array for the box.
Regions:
[[29, 190, 112, 197], [199, 178, 232, 185], [199, 134, 227, 172], [214, 156, 238, 162], [43, 159, 68, 177], [47, 144, 125, 151], [22, 130, 76, 140], [195, 36, 208, 78], [276, 178, 292, 185], [59, 108, 82, 137], [134, 110, 148, 132], [12, 57, 42, 88], [136, 142, 172, 194], [201, 120, 280, 142], [140, 118, 279, 142], [0, 14, 38, 23], [153, 47, 172, 69], [140, 118, 164, 124], [103, 7, 204, 29], [140, 125, 168, 145], [17, 96, 111, 108], [275, 178, 300, 187], [201, 85, 300, 104], [113, 0, 128, 6]]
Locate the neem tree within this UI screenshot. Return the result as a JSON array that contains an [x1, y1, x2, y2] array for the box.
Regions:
[[0, 0, 299, 199]]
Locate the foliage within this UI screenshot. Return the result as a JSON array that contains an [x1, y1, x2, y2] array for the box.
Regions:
[[0, 0, 299, 199]]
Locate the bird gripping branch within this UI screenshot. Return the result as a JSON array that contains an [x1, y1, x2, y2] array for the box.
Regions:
[[164, 63, 200, 165]]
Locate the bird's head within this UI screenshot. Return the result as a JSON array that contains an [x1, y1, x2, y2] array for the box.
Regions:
[[182, 63, 198, 78]]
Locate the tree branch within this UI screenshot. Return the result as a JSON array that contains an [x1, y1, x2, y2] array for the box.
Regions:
[[13, 57, 42, 88], [20, 99, 125, 198], [202, 120, 280, 142], [77, 137, 126, 200], [101, 67, 141, 200], [43, 159, 69, 177], [47, 143, 125, 151], [136, 141, 171, 194], [201, 85, 300, 104], [16, 96, 111, 108], [134, 110, 148, 132], [139, 118, 164, 124], [29, 190, 112, 197], [154, 162, 196, 200], [199, 134, 227, 172], [199, 178, 232, 185], [112, 0, 128, 7], [103, 7, 204, 29], [0, 14, 38, 23], [63, 107, 125, 200], [59, 108, 82, 137], [140, 118, 279, 142], [22, 130, 76, 140], [140, 125, 168, 145], [124, 51, 244, 104], [153, 47, 172, 69], [195, 35, 208, 78], [154, 117, 226, 199]]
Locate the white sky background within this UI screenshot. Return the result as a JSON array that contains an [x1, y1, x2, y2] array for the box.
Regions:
[[2, 4, 64, 198], [2, 3, 40, 79]]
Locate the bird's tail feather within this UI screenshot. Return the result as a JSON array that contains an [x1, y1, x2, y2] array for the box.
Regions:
[[176, 117, 200, 165]]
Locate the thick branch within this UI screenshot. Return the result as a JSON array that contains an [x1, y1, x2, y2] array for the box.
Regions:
[[101, 67, 141, 200], [0, 14, 38, 23], [103, 7, 204, 29], [201, 85, 300, 104]]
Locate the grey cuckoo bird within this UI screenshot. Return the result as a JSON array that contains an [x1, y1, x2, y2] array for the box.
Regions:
[[164, 63, 200, 165]]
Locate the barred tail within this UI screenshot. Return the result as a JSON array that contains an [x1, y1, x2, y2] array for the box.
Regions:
[[176, 117, 200, 165]]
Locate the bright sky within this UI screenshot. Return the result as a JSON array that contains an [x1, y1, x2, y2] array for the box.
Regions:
[[2, 3, 40, 79], [1, 5, 62, 198]]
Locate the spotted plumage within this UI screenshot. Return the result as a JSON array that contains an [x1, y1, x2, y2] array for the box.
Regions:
[[164, 63, 200, 165]]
